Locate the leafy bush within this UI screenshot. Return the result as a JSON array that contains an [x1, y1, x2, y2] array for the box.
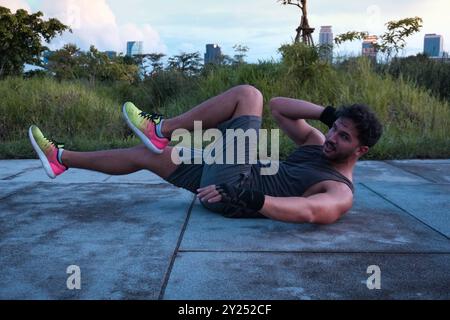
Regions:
[[1, 50, 449, 160], [278, 43, 332, 84], [382, 54, 450, 101]]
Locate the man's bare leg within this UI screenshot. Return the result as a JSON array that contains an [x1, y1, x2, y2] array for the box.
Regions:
[[161, 84, 263, 137], [62, 145, 179, 179], [59, 85, 263, 179]]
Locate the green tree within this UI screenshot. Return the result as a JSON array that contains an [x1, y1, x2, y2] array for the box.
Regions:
[[220, 54, 234, 66], [0, 6, 69, 78], [334, 31, 369, 45], [377, 17, 423, 58], [83, 45, 109, 86], [167, 52, 202, 76], [47, 44, 81, 80], [147, 53, 166, 76], [334, 17, 423, 59], [48, 44, 139, 84], [104, 54, 139, 83], [278, 42, 331, 83], [130, 54, 147, 79], [232, 44, 249, 65], [387, 53, 450, 101], [130, 53, 165, 78]]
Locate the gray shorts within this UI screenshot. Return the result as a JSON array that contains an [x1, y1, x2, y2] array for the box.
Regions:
[[165, 115, 264, 218]]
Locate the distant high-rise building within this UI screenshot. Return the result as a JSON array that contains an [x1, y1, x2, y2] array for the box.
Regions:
[[362, 35, 378, 61], [319, 26, 333, 46], [204, 44, 222, 64], [424, 34, 443, 57], [319, 26, 333, 63], [126, 41, 143, 57], [104, 51, 117, 59]]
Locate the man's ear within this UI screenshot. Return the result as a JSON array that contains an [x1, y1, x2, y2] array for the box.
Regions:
[[356, 145, 369, 157]]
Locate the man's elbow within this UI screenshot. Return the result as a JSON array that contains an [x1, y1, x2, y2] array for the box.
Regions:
[[269, 97, 283, 108], [287, 209, 316, 224], [269, 98, 280, 115], [309, 210, 343, 225]]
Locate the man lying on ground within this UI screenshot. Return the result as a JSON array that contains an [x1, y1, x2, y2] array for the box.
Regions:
[[29, 85, 383, 224]]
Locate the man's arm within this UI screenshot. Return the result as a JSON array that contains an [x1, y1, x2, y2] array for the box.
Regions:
[[197, 183, 353, 225], [270, 97, 325, 119], [259, 186, 353, 224], [269, 97, 327, 146]]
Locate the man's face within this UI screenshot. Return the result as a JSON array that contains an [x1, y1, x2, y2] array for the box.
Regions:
[[322, 117, 368, 162]]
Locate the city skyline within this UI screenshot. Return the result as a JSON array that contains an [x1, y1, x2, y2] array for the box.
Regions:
[[1, 0, 449, 62]]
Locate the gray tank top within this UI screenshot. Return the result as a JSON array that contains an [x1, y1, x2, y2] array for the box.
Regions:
[[248, 145, 354, 196]]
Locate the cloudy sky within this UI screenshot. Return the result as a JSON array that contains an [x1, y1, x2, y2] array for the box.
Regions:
[[1, 0, 448, 62]]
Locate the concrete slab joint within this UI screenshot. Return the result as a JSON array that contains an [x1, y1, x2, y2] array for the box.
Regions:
[[0, 160, 449, 299]]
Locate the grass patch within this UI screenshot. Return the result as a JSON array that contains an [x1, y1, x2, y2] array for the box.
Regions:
[[1, 56, 449, 160]]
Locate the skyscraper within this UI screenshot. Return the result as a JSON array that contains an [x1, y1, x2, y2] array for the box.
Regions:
[[319, 26, 333, 46], [204, 44, 222, 64], [424, 34, 443, 57], [319, 26, 333, 63], [362, 35, 378, 61], [126, 41, 143, 57]]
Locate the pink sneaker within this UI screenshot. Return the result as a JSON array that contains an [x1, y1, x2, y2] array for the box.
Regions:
[[122, 102, 169, 154], [28, 125, 68, 179]]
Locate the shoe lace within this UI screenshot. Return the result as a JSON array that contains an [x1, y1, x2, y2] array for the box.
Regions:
[[46, 138, 65, 149], [139, 111, 163, 125]]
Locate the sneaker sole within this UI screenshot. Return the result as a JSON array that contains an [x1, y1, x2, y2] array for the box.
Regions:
[[28, 126, 56, 179], [122, 103, 164, 154]]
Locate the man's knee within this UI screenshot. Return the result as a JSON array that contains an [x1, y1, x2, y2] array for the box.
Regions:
[[233, 85, 263, 103], [231, 85, 263, 116]]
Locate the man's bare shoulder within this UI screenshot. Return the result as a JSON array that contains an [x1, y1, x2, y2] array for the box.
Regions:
[[304, 179, 353, 199], [298, 126, 326, 147], [307, 180, 352, 206], [322, 181, 354, 216], [323, 180, 353, 197], [320, 181, 354, 219], [301, 180, 354, 224]]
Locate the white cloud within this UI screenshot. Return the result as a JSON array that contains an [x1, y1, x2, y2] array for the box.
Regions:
[[39, 0, 166, 54], [7, 0, 447, 61], [0, 0, 31, 12]]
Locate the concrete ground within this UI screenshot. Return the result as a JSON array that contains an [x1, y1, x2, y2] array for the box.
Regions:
[[0, 159, 449, 300]]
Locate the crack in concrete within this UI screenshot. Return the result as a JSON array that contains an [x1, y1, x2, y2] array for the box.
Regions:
[[158, 193, 197, 300], [0, 183, 40, 201], [177, 250, 450, 254], [360, 182, 450, 240], [384, 161, 437, 183], [1, 166, 42, 181]]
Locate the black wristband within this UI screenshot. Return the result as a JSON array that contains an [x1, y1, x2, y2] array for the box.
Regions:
[[320, 106, 337, 128], [216, 184, 265, 211]]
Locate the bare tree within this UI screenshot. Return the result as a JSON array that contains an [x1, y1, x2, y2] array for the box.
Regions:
[[279, 0, 315, 46]]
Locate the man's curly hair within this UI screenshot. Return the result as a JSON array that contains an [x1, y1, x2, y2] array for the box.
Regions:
[[336, 104, 383, 148]]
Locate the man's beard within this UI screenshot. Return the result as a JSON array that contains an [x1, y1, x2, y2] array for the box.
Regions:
[[322, 144, 354, 163]]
